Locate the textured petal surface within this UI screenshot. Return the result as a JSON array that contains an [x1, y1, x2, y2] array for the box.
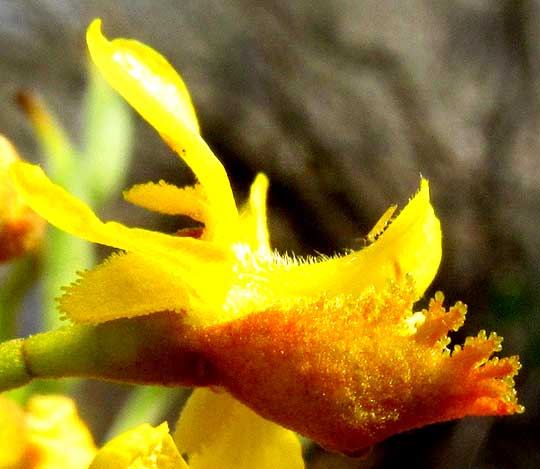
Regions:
[[59, 252, 192, 323], [86, 19, 238, 242], [193, 283, 522, 454], [90, 422, 188, 469], [273, 178, 441, 300], [174, 388, 304, 469]]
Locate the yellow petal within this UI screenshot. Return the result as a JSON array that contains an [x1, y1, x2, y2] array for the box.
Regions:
[[174, 388, 304, 469], [273, 178, 441, 300], [90, 422, 188, 469], [10, 161, 226, 268], [10, 161, 241, 323], [59, 252, 192, 323], [123, 181, 209, 223], [86, 19, 238, 242], [88, 19, 200, 136], [238, 173, 271, 255], [25, 395, 96, 469], [59, 249, 239, 324]]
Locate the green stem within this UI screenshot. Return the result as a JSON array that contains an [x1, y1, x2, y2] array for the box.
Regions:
[[83, 61, 133, 206], [0, 312, 219, 393], [0, 256, 39, 342], [16, 91, 77, 186]]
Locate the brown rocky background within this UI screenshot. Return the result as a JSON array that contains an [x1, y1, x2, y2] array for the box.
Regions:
[[1, 1, 539, 467]]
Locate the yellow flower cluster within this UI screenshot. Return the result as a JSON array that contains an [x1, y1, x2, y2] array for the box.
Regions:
[[8, 18, 522, 458]]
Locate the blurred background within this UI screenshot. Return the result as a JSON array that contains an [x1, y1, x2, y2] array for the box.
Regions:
[[1, 1, 539, 467]]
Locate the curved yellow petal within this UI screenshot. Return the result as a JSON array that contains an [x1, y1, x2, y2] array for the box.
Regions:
[[10, 161, 241, 323], [59, 252, 193, 323], [88, 18, 200, 136], [274, 178, 441, 300], [238, 173, 271, 255], [174, 388, 304, 469], [124, 181, 209, 223], [90, 422, 188, 469], [10, 162, 227, 268], [86, 19, 238, 243]]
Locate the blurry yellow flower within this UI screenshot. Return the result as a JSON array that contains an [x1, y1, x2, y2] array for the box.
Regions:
[[9, 18, 522, 455], [0, 135, 44, 262], [0, 395, 27, 468], [90, 388, 303, 469], [0, 394, 96, 469], [89, 421, 187, 469]]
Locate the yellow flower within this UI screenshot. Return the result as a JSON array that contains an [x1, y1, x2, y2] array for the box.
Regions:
[[0, 135, 45, 262], [9, 18, 522, 455], [90, 388, 303, 469], [0, 394, 96, 469]]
